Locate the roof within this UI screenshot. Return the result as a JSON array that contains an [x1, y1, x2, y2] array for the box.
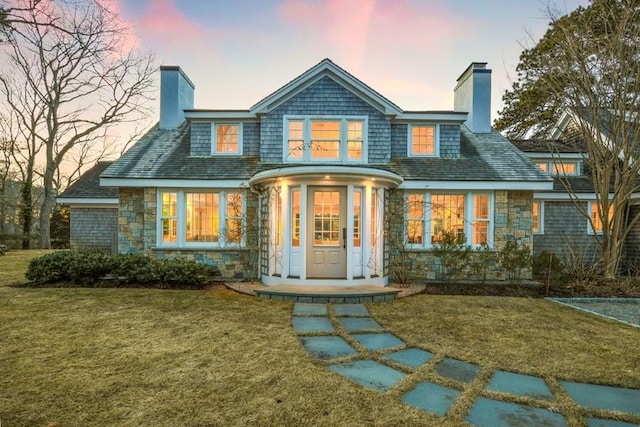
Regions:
[[57, 161, 118, 199], [510, 139, 585, 154]]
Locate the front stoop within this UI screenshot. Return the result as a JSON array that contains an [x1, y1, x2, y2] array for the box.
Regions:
[[255, 285, 401, 303]]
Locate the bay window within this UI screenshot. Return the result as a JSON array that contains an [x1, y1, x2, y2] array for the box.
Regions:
[[406, 192, 493, 248], [158, 190, 245, 247], [284, 116, 367, 162]]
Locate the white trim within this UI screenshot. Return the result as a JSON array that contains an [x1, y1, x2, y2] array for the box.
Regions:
[[250, 166, 403, 187], [533, 193, 616, 201], [185, 110, 257, 121], [399, 180, 553, 191], [100, 178, 248, 188], [408, 123, 439, 157], [394, 112, 467, 122], [211, 122, 243, 155], [56, 197, 118, 205], [523, 152, 586, 160]]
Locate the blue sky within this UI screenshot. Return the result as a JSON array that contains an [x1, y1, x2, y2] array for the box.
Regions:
[[114, 0, 589, 118]]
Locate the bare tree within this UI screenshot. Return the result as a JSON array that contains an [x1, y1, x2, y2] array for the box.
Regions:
[[544, 1, 640, 278], [0, 0, 155, 248]]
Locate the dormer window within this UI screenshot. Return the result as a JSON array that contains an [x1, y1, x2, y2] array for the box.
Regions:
[[284, 116, 366, 162], [535, 159, 580, 176], [212, 123, 242, 155], [409, 124, 438, 157]]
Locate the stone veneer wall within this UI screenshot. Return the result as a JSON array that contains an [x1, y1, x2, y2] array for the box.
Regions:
[[387, 189, 534, 282], [118, 187, 260, 279]]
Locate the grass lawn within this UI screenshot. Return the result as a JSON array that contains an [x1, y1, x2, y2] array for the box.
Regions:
[[1, 250, 639, 426]]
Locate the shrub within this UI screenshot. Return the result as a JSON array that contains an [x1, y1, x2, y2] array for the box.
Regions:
[[532, 251, 566, 285], [432, 231, 471, 282], [497, 240, 532, 283], [25, 252, 220, 288]]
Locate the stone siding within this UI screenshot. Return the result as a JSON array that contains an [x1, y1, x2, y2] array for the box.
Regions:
[[70, 207, 118, 252], [387, 189, 534, 282], [260, 76, 391, 163], [118, 187, 260, 279]]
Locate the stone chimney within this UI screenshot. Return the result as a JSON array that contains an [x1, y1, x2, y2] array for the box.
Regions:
[[159, 66, 195, 129], [454, 62, 492, 133]]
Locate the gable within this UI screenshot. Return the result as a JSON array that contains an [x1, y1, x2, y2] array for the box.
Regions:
[[251, 59, 402, 116]]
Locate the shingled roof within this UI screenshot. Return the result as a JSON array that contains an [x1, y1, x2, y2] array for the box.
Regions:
[[58, 161, 118, 200]]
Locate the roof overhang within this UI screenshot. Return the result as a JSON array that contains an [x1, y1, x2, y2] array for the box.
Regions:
[[56, 197, 118, 206], [393, 112, 468, 123], [100, 178, 249, 188], [399, 180, 554, 191], [249, 166, 404, 187], [184, 110, 258, 121]]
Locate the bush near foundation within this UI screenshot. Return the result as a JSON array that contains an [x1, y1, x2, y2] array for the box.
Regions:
[[25, 251, 220, 289]]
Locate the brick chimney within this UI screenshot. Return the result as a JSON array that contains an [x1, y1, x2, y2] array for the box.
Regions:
[[454, 62, 492, 134], [159, 66, 195, 129]]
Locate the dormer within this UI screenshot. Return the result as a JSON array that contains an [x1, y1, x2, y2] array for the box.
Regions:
[[510, 139, 587, 176]]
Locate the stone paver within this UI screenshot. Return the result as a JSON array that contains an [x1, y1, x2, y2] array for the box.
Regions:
[[434, 358, 481, 384], [466, 397, 567, 427], [291, 303, 640, 426], [329, 359, 405, 392], [293, 303, 328, 316], [351, 333, 404, 351], [487, 370, 555, 401], [298, 336, 357, 360], [586, 418, 639, 427], [384, 348, 433, 369], [402, 381, 460, 417], [334, 304, 369, 317], [560, 381, 640, 415], [338, 317, 384, 332], [292, 316, 334, 333]]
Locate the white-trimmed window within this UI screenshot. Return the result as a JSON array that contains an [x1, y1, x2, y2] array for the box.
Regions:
[[405, 192, 492, 248], [284, 116, 367, 162], [532, 201, 544, 234], [158, 190, 245, 247], [535, 159, 580, 176], [588, 201, 613, 235], [212, 123, 242, 154], [408, 124, 438, 157]]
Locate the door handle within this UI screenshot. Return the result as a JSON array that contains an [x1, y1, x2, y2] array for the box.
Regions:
[[343, 227, 346, 248]]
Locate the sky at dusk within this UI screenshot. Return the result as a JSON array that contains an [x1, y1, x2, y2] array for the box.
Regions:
[[114, 0, 590, 120]]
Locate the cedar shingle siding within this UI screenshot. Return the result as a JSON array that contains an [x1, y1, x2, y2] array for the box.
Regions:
[[69, 207, 118, 252]]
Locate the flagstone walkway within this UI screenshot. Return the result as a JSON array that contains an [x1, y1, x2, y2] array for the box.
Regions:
[[292, 302, 640, 427]]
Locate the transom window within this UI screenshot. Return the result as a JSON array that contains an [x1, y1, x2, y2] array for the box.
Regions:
[[284, 116, 366, 162], [409, 124, 438, 156], [159, 190, 245, 247], [212, 123, 242, 154], [406, 192, 492, 248]]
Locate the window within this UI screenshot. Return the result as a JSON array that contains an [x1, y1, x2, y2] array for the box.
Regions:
[[406, 192, 492, 248], [291, 188, 301, 247], [212, 123, 242, 154], [532, 201, 543, 234], [284, 117, 366, 162], [534, 159, 579, 176], [589, 201, 613, 234], [158, 190, 245, 247], [409, 125, 438, 156]]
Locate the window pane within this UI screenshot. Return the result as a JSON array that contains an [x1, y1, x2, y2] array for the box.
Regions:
[[407, 194, 423, 244], [276, 190, 282, 246], [474, 195, 489, 219], [287, 120, 304, 159], [292, 189, 300, 247], [162, 219, 177, 243], [226, 193, 243, 244], [591, 203, 612, 233], [186, 193, 219, 243], [472, 195, 489, 245], [431, 194, 464, 243], [353, 190, 361, 247], [161, 192, 177, 243], [535, 162, 548, 173], [216, 125, 239, 153], [553, 162, 577, 175], [311, 121, 340, 159], [313, 191, 340, 246], [348, 121, 363, 160], [411, 125, 435, 155], [532, 201, 540, 233]]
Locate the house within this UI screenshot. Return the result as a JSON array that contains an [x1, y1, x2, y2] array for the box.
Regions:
[[512, 111, 640, 271], [62, 59, 554, 286]]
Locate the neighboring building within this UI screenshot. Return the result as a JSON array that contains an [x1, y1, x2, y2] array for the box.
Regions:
[[57, 161, 118, 252], [65, 59, 554, 285]]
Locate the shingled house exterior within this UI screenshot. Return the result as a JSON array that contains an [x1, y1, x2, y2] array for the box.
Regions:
[[61, 59, 553, 286]]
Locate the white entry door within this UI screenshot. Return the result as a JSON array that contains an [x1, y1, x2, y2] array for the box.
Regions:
[[306, 187, 347, 278]]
